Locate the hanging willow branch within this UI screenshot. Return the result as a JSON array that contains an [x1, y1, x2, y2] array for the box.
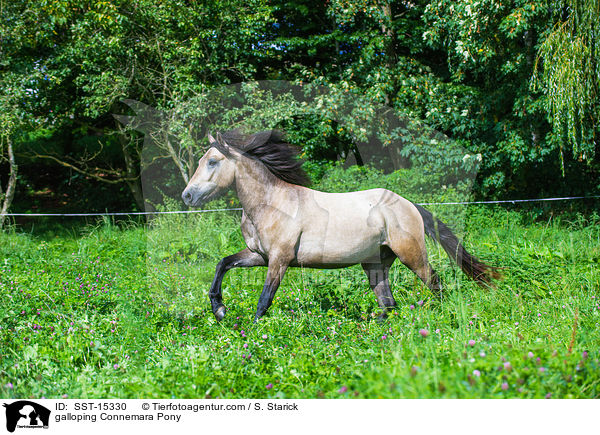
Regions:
[[532, 0, 600, 169]]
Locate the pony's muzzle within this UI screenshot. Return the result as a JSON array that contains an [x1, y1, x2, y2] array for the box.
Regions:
[[181, 186, 203, 207], [182, 189, 193, 205], [182, 183, 216, 207]]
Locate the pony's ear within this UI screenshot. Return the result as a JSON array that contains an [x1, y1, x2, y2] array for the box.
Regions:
[[207, 132, 218, 145], [216, 132, 225, 146], [208, 132, 231, 155], [208, 131, 234, 157]]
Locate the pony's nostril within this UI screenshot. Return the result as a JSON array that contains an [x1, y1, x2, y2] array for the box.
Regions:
[[182, 190, 192, 204]]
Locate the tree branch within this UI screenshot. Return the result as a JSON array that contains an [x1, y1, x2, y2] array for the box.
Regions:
[[29, 152, 138, 184]]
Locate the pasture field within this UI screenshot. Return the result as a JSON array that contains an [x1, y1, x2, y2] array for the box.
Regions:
[[0, 207, 599, 399]]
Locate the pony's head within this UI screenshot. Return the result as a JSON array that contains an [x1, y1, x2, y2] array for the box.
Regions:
[[182, 133, 237, 207]]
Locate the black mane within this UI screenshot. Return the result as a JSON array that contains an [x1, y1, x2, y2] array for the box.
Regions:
[[216, 129, 311, 187]]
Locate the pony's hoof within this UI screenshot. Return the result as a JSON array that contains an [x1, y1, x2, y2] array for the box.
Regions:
[[214, 305, 226, 321], [376, 313, 388, 324]]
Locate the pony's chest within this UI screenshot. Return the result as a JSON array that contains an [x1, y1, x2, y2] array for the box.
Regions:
[[240, 207, 303, 256], [240, 214, 265, 254]]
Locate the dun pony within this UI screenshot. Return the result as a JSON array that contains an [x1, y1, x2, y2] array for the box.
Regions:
[[182, 130, 501, 322]]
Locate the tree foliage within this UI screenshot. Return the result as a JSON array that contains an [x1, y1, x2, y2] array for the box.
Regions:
[[533, 0, 600, 167], [0, 0, 598, 216]]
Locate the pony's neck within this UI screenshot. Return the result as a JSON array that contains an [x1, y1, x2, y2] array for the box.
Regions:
[[234, 155, 283, 214]]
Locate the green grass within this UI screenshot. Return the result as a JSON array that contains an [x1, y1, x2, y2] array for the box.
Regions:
[[1, 208, 599, 399]]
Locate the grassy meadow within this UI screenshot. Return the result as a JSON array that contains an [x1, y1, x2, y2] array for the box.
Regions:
[[0, 206, 599, 399]]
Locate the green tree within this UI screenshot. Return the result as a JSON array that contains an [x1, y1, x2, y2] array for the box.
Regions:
[[0, 0, 41, 225], [2, 0, 598, 215], [533, 0, 600, 173], [1, 0, 276, 211], [0, 81, 20, 227]]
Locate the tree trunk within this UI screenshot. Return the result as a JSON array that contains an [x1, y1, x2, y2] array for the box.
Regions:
[[0, 138, 17, 228], [117, 123, 145, 212], [165, 132, 189, 184], [122, 138, 145, 212]]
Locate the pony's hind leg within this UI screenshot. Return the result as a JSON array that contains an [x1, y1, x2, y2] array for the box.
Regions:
[[387, 233, 443, 296], [361, 261, 397, 321]]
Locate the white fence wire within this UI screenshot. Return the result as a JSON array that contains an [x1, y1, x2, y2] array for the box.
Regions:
[[3, 195, 599, 217]]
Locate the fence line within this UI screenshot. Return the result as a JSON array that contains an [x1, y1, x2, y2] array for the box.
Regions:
[[3, 207, 243, 217], [3, 195, 599, 217], [417, 195, 600, 206]]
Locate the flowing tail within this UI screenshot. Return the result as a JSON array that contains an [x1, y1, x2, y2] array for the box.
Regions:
[[413, 203, 502, 287]]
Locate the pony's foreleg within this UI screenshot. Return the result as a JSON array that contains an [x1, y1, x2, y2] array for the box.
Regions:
[[254, 257, 290, 322], [209, 249, 265, 321], [362, 263, 397, 321]]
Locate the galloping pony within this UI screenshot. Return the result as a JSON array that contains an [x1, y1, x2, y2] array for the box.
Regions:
[[182, 130, 501, 322]]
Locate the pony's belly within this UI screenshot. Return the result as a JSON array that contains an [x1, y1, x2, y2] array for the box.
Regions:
[[295, 230, 383, 266]]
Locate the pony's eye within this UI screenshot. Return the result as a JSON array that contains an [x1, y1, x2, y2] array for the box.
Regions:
[[208, 159, 218, 168]]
